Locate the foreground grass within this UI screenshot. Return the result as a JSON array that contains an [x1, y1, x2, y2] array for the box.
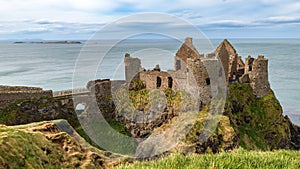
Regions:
[[117, 149, 300, 169]]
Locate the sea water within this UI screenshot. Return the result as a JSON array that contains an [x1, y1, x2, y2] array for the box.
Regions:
[[0, 39, 299, 124]]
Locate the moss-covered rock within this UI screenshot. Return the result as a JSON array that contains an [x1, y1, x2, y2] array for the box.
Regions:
[[183, 106, 238, 154], [226, 83, 292, 150]]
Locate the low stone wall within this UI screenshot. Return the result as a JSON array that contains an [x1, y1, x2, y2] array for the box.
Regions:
[[0, 90, 53, 108], [0, 85, 42, 91]]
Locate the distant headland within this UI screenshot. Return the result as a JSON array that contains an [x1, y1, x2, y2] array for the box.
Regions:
[[13, 41, 81, 44]]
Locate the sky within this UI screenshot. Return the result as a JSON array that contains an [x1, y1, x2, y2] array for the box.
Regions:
[[0, 0, 300, 40]]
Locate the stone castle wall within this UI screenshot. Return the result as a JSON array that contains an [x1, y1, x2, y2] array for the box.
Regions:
[[248, 55, 272, 97], [0, 90, 53, 107], [124, 53, 141, 82], [139, 70, 175, 91], [216, 43, 230, 82], [87, 79, 112, 99], [187, 58, 211, 104], [0, 86, 43, 91]]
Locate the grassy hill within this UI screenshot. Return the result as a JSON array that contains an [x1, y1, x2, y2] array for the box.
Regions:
[[0, 120, 122, 168]]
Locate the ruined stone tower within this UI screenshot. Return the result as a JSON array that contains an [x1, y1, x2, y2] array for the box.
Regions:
[[245, 55, 272, 97], [124, 53, 141, 82]]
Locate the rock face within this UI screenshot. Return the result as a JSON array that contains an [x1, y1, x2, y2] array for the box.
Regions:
[[0, 97, 76, 126], [225, 83, 297, 150], [289, 121, 300, 149]]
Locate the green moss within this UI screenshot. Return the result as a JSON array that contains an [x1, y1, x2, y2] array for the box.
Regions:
[[129, 79, 146, 91], [107, 119, 130, 136], [226, 83, 289, 150], [0, 104, 18, 125]]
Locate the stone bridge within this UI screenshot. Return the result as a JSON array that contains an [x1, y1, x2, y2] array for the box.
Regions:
[[53, 88, 95, 111]]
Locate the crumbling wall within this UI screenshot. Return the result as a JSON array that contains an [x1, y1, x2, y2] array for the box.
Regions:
[[0, 88, 53, 108], [124, 53, 141, 82], [215, 43, 230, 82], [0, 86, 43, 91], [87, 79, 112, 99], [228, 54, 238, 82], [175, 37, 201, 71], [202, 58, 226, 98], [187, 58, 211, 104], [215, 39, 241, 83], [245, 56, 255, 74], [139, 70, 175, 91], [236, 56, 245, 78], [248, 55, 272, 97]]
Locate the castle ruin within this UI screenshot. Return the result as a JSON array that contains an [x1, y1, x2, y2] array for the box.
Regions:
[[0, 38, 272, 109], [123, 37, 272, 104]]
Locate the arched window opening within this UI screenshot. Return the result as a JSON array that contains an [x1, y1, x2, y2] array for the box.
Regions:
[[205, 78, 211, 85], [156, 77, 162, 88], [168, 77, 173, 88]]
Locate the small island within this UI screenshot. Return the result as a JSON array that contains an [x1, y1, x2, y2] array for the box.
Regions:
[[14, 41, 82, 44]]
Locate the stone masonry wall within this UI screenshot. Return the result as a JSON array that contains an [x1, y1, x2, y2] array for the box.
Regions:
[[0, 86, 43, 91], [124, 53, 141, 82], [215, 43, 230, 82], [187, 58, 211, 104], [87, 79, 112, 99], [248, 55, 272, 97], [139, 70, 175, 91], [0, 90, 53, 108], [175, 37, 201, 72]]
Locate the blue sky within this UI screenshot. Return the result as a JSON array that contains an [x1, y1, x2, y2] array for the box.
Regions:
[[0, 0, 300, 40]]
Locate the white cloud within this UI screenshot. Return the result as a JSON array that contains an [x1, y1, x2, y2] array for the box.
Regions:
[[263, 16, 300, 24], [282, 2, 300, 13], [261, 0, 281, 4], [65, 0, 118, 11]]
